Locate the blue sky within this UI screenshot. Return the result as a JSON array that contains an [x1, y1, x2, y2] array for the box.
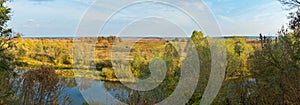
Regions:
[[7, 0, 289, 37]]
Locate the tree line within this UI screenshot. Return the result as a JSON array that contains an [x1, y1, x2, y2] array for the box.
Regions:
[[0, 0, 299, 104]]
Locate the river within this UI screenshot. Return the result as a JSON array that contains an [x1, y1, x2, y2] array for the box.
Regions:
[[12, 68, 256, 105]]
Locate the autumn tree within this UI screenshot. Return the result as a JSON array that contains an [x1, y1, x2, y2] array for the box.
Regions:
[[246, 0, 300, 104], [234, 41, 245, 56], [186, 30, 212, 104]]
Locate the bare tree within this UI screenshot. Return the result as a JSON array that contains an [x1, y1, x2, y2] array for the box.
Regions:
[[279, 0, 300, 10]]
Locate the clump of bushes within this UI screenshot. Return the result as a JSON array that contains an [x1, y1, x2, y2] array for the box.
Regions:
[[16, 38, 73, 66], [101, 68, 115, 79], [95, 60, 113, 71]]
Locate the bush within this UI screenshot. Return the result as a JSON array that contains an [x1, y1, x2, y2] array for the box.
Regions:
[[95, 60, 112, 71], [102, 68, 115, 79]]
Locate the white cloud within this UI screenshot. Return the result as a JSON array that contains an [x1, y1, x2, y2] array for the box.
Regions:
[[215, 1, 289, 35], [7, 0, 290, 36]]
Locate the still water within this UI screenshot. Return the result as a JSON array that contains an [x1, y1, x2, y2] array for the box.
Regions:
[[14, 68, 256, 105], [16, 70, 169, 105]]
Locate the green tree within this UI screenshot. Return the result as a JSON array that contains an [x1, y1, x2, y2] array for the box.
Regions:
[[0, 0, 14, 71], [186, 30, 212, 104], [234, 41, 245, 56], [246, 1, 300, 104], [226, 38, 252, 78], [0, 0, 18, 104], [249, 30, 300, 104], [164, 43, 180, 71]]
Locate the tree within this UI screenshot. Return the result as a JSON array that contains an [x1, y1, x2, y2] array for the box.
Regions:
[[0, 0, 18, 104], [279, 0, 300, 30], [278, 0, 300, 10], [164, 43, 180, 71], [0, 0, 14, 71], [249, 31, 300, 104], [246, 1, 300, 104], [186, 30, 212, 104], [226, 38, 253, 79], [234, 41, 245, 56]]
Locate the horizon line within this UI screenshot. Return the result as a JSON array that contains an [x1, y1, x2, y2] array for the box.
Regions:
[[21, 34, 278, 38]]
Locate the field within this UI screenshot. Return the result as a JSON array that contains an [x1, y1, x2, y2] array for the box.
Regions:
[[14, 33, 267, 82], [1, 0, 300, 104], [1, 30, 298, 104]]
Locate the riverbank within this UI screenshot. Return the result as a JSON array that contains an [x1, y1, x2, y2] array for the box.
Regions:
[[55, 69, 135, 83]]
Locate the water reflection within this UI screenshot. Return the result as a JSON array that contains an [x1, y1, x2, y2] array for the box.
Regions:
[[9, 67, 260, 105], [6, 67, 181, 104], [18, 66, 72, 105], [77, 66, 181, 104], [101, 71, 180, 105], [104, 82, 166, 105], [77, 78, 92, 91]]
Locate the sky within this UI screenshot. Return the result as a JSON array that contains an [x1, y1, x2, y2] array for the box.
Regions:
[[7, 0, 289, 37]]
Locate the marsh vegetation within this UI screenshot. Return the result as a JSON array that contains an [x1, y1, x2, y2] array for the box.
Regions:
[[0, 0, 300, 105]]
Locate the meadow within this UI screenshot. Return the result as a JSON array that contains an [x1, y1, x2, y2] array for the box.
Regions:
[[0, 0, 300, 104], [7, 30, 290, 104]]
